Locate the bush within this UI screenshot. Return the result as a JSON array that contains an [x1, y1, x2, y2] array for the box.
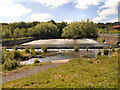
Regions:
[[116, 41, 120, 46], [25, 48, 30, 53], [34, 59, 40, 64], [3, 59, 20, 71], [97, 50, 101, 56], [42, 46, 47, 52], [112, 47, 115, 52], [109, 46, 112, 49], [86, 47, 88, 51], [103, 49, 109, 55], [14, 45, 18, 51], [31, 46, 35, 51], [21, 56, 29, 61], [74, 46, 79, 52], [31, 51, 37, 56], [14, 51, 20, 58]]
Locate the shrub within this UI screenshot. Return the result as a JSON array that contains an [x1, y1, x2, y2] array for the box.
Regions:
[[21, 56, 29, 61], [103, 49, 109, 55], [14, 45, 18, 51], [42, 46, 47, 52], [116, 41, 120, 46], [109, 46, 112, 49], [74, 46, 79, 52], [97, 50, 101, 56], [34, 59, 40, 64], [4, 46, 7, 51], [25, 48, 30, 53], [31, 51, 37, 56], [112, 47, 115, 52], [31, 46, 35, 51], [86, 47, 88, 51], [14, 51, 20, 58], [3, 59, 20, 71]]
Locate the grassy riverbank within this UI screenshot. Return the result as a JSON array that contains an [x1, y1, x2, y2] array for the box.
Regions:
[[2, 51, 119, 88]]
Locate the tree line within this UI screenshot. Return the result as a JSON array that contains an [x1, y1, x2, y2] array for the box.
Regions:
[[2, 19, 119, 39]]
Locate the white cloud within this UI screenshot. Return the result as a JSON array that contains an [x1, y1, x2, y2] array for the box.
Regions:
[[93, 16, 107, 23], [34, 0, 71, 8], [93, 0, 119, 23], [30, 13, 50, 22], [0, 0, 32, 23], [74, 0, 102, 9], [107, 17, 118, 22]]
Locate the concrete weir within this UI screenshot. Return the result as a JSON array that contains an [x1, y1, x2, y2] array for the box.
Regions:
[[19, 39, 116, 49]]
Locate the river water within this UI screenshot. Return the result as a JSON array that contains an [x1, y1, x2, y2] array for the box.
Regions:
[[20, 49, 113, 65]]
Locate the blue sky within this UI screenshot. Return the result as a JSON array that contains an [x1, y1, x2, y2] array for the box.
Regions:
[[0, 0, 119, 23]]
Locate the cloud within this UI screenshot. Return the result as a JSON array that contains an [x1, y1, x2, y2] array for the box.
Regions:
[[0, 0, 32, 23], [107, 17, 118, 22], [34, 0, 71, 8], [93, 16, 107, 23], [74, 0, 102, 9], [93, 0, 119, 23], [30, 13, 50, 22]]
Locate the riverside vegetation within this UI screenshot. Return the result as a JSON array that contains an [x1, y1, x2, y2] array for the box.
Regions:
[[2, 48, 119, 88]]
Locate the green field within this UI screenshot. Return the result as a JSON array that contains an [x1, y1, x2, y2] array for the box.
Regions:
[[2, 51, 119, 88]]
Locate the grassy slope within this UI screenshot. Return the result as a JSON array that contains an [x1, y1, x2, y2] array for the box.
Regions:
[[2, 53, 119, 88]]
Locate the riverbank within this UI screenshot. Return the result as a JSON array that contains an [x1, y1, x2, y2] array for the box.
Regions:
[[2, 51, 119, 88]]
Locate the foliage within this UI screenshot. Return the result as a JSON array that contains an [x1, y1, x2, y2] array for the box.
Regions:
[[86, 47, 88, 51], [2, 59, 20, 71], [74, 46, 79, 52], [14, 51, 20, 58], [103, 49, 109, 55], [30, 23, 59, 39], [25, 48, 30, 53], [112, 47, 115, 52], [14, 45, 18, 51], [34, 59, 40, 64], [62, 19, 97, 39], [42, 46, 47, 52], [97, 50, 101, 56], [116, 41, 120, 46], [2, 54, 118, 88]]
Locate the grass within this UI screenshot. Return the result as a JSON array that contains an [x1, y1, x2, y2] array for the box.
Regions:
[[3, 37, 33, 41], [2, 51, 119, 88]]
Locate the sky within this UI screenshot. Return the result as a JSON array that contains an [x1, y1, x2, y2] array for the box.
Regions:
[[0, 0, 119, 23]]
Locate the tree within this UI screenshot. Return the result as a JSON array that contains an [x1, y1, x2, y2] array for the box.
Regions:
[[62, 19, 97, 39], [32, 23, 59, 39]]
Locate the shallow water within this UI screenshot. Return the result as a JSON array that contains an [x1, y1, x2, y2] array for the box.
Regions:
[[20, 49, 112, 65]]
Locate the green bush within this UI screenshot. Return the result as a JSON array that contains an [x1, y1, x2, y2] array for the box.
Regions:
[[31, 46, 35, 51], [112, 47, 115, 52], [14, 51, 20, 58], [86, 47, 88, 51], [74, 46, 79, 52], [42, 46, 47, 52], [31, 51, 37, 56], [34, 59, 40, 64], [116, 41, 120, 46], [21, 56, 29, 61], [3, 59, 20, 71], [97, 50, 101, 56], [25, 48, 30, 53], [109, 46, 112, 49], [103, 49, 109, 55], [14, 45, 18, 51]]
